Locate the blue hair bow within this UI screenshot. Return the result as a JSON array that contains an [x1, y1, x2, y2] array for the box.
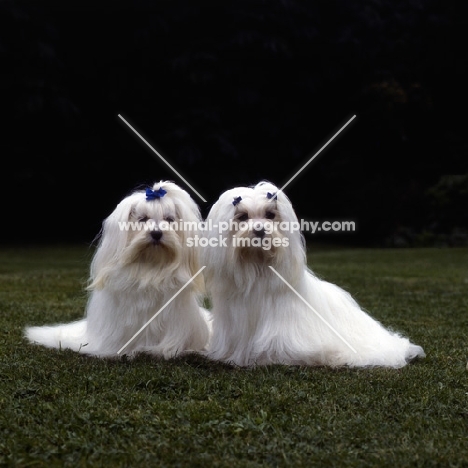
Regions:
[[267, 192, 277, 200], [232, 196, 242, 206], [146, 187, 167, 201]]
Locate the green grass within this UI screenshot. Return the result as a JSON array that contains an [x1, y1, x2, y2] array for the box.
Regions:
[[0, 245, 467, 467]]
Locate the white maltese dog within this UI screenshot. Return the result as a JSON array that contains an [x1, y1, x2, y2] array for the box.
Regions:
[[25, 181, 211, 358], [202, 180, 425, 368]]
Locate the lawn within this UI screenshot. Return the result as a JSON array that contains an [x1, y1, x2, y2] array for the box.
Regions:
[[0, 244, 467, 467]]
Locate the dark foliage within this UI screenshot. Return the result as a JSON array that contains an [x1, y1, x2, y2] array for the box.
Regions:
[[1, 0, 466, 245]]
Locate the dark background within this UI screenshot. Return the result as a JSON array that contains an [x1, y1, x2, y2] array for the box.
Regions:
[[2, 0, 467, 247]]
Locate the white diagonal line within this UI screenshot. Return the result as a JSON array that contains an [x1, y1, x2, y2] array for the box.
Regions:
[[280, 115, 356, 193], [117, 266, 206, 355], [268, 266, 358, 353], [118, 114, 207, 203]]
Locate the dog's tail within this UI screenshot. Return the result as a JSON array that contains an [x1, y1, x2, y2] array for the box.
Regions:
[[24, 319, 88, 352]]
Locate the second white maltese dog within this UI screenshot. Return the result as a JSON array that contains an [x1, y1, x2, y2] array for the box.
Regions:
[[202, 181, 425, 368], [25, 181, 211, 358]]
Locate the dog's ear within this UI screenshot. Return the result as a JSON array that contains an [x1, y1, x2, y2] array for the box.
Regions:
[[169, 186, 205, 293], [275, 188, 308, 282], [177, 211, 205, 293], [88, 194, 139, 290], [201, 189, 236, 280], [184, 240, 205, 294]]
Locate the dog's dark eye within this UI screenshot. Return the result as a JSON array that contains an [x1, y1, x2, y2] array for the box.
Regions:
[[139, 216, 149, 222], [237, 213, 249, 222], [265, 211, 275, 220], [165, 216, 175, 223]]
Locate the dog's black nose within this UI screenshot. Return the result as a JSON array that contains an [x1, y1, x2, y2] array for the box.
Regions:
[[253, 227, 265, 238], [151, 230, 163, 242]]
